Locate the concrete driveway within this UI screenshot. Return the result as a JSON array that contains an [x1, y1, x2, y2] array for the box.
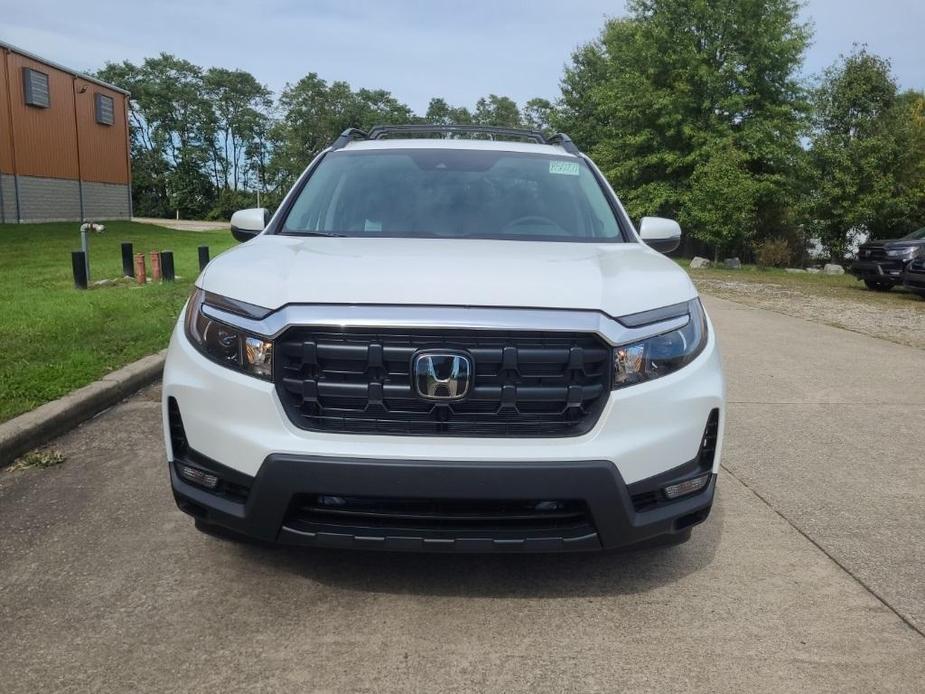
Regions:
[[1, 296, 923, 693]]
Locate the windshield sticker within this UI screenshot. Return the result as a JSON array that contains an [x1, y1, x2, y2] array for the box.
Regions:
[[549, 160, 580, 176]]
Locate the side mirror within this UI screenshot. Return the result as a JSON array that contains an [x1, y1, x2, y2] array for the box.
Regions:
[[639, 216, 681, 254], [230, 208, 270, 242]]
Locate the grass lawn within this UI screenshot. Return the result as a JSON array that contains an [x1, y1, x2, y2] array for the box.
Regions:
[[677, 259, 925, 309], [0, 220, 236, 423]]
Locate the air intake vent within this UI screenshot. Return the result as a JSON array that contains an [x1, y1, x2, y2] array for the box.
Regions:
[[167, 397, 188, 458], [700, 408, 720, 467]]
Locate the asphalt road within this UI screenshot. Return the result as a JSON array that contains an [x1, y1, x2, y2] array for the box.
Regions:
[[1, 295, 923, 693]]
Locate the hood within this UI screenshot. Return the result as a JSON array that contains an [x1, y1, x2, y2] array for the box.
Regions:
[[864, 238, 925, 247], [199, 235, 697, 318]]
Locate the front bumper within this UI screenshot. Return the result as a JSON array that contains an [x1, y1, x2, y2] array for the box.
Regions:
[[170, 452, 716, 551], [849, 260, 904, 281]]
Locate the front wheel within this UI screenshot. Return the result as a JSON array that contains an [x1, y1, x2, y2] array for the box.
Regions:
[[864, 279, 893, 291]]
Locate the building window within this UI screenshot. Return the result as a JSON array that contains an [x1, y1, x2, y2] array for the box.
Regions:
[[95, 93, 114, 126], [22, 68, 50, 108]]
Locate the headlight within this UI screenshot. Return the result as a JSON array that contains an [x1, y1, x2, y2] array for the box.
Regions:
[[613, 299, 708, 389], [184, 289, 273, 380], [886, 246, 917, 258]]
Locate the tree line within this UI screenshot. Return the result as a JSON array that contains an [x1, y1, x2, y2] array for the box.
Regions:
[[97, 0, 925, 262]]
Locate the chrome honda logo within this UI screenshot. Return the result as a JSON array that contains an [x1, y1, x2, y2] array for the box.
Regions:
[[412, 350, 472, 401]]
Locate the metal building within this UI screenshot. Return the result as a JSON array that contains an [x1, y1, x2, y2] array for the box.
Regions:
[[0, 41, 132, 223]]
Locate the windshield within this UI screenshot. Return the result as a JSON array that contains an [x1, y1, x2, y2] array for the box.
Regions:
[[279, 148, 625, 242], [902, 227, 925, 240]]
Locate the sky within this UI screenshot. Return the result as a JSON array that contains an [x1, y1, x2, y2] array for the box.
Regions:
[[1, 0, 923, 112]]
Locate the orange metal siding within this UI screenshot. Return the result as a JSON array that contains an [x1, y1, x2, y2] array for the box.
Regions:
[[1, 50, 130, 185], [0, 52, 14, 173], [6, 52, 80, 180], [74, 78, 130, 184]]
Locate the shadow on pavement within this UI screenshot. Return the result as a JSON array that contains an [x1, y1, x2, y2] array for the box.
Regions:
[[227, 501, 724, 599]]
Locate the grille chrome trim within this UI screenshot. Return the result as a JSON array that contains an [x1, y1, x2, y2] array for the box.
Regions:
[[200, 303, 690, 346]]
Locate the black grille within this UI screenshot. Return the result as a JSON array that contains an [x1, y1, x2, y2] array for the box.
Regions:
[[275, 327, 611, 436], [859, 245, 887, 261], [285, 495, 595, 539]]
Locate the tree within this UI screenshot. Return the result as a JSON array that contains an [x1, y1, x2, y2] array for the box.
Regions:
[[474, 94, 522, 127], [806, 49, 925, 258], [522, 98, 555, 133], [556, 0, 810, 255], [97, 54, 218, 217], [424, 98, 473, 125], [203, 68, 272, 192], [270, 74, 415, 186], [684, 142, 759, 260]]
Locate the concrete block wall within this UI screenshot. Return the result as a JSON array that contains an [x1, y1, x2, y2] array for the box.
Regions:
[[0, 175, 131, 223], [0, 173, 17, 224], [82, 181, 131, 220], [17, 176, 81, 222]]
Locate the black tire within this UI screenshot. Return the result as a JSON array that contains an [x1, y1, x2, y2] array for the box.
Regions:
[[864, 279, 893, 291]]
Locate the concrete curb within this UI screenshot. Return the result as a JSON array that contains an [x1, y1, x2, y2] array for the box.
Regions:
[[0, 350, 166, 467]]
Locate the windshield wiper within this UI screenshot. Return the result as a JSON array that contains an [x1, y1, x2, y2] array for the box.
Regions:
[[282, 231, 346, 237]]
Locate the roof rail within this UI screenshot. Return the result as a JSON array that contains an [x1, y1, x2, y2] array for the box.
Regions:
[[546, 133, 580, 155], [330, 127, 369, 150], [367, 124, 549, 144], [328, 124, 582, 153]]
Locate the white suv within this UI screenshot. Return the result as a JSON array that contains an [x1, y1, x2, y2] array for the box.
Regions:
[[162, 125, 725, 552]]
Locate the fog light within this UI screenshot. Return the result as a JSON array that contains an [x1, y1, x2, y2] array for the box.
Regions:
[[663, 474, 710, 500], [178, 464, 219, 490]]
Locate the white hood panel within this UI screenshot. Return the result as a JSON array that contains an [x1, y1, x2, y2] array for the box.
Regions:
[[200, 235, 697, 318]]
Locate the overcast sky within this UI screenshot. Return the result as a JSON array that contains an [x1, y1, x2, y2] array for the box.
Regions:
[[1, 0, 923, 111]]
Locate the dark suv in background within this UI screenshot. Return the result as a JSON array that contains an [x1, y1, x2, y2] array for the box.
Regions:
[[849, 227, 925, 291], [903, 257, 925, 298]]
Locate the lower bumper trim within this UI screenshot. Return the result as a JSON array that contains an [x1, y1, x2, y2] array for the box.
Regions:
[[170, 453, 715, 553]]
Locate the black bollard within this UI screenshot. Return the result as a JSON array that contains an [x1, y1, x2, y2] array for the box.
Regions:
[[72, 251, 88, 289], [198, 245, 210, 271], [161, 251, 175, 281], [121, 242, 134, 277]]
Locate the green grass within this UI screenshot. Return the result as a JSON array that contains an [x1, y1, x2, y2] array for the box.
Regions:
[[0, 220, 236, 422], [677, 259, 925, 308]]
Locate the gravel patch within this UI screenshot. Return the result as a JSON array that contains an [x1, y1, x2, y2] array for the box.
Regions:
[[696, 279, 925, 350]]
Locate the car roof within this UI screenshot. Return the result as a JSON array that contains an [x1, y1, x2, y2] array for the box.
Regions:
[[341, 138, 578, 157]]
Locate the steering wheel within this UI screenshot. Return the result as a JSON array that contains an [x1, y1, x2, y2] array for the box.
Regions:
[[501, 215, 564, 234]]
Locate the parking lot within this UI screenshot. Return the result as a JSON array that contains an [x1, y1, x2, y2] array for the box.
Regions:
[[1, 295, 923, 693]]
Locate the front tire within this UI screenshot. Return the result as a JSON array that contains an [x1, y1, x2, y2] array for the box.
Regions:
[[864, 279, 893, 291]]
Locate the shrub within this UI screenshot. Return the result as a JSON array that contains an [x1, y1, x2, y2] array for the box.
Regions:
[[755, 238, 794, 268]]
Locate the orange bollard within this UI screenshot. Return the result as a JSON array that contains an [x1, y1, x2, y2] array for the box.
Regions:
[[133, 253, 147, 285], [149, 250, 162, 281]]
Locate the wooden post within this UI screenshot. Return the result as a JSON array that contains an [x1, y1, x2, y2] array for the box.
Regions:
[[198, 245, 210, 271], [150, 250, 162, 281], [133, 253, 146, 285]]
